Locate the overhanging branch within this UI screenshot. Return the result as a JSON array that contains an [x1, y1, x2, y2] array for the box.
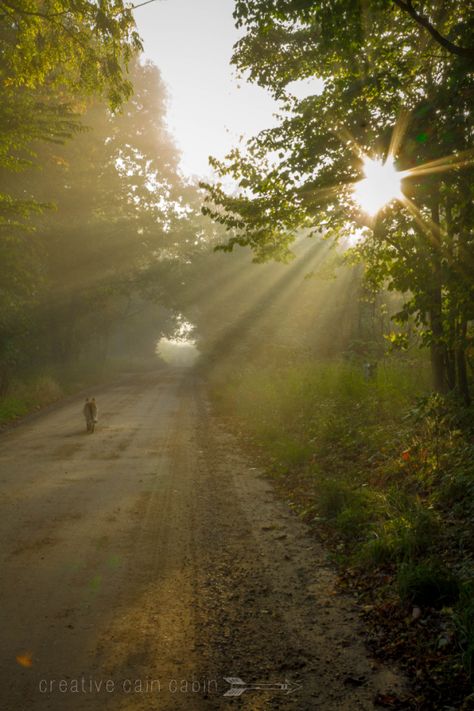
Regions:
[[392, 0, 474, 60]]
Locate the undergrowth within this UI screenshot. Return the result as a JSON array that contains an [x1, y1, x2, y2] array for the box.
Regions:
[[0, 357, 156, 425], [0, 375, 63, 424], [210, 356, 474, 699]]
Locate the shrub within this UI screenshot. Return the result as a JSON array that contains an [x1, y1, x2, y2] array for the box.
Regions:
[[317, 479, 352, 519], [335, 503, 373, 539], [269, 436, 313, 470], [0, 397, 29, 423], [358, 502, 439, 568], [455, 583, 474, 681], [28, 375, 63, 406], [0, 374, 63, 424], [397, 560, 460, 608], [358, 535, 397, 567]]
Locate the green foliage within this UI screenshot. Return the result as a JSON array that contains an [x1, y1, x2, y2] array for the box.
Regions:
[[213, 354, 474, 683], [0, 1, 155, 390], [0, 0, 141, 108], [0, 57, 205, 389], [360, 504, 439, 567], [0, 0, 149, 375], [0, 374, 62, 423], [334, 490, 378, 540], [205, 0, 474, 399], [213, 356, 430, 477], [455, 583, 474, 681], [307, 477, 382, 541], [397, 560, 460, 608], [0, 396, 29, 423], [0, 0, 143, 233]]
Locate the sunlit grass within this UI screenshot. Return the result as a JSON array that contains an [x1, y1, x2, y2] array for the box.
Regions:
[[212, 353, 474, 681], [0, 376, 62, 424], [212, 357, 431, 476]]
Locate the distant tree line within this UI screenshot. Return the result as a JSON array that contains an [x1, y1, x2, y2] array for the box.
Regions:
[[0, 1, 213, 392]]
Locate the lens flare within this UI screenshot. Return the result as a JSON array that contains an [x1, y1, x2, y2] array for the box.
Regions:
[[16, 652, 33, 667], [353, 156, 403, 215]]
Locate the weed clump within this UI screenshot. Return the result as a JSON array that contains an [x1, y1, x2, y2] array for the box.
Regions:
[[211, 357, 474, 685], [397, 560, 460, 608]]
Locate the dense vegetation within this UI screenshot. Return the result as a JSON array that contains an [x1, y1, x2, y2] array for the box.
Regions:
[[203, 0, 474, 403], [210, 350, 474, 706], [1, 0, 474, 704], [200, 1, 474, 705], [0, 1, 217, 419]]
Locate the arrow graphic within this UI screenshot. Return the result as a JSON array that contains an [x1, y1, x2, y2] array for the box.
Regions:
[[223, 676, 302, 697]]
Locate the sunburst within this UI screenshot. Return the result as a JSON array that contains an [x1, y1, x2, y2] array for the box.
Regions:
[[352, 155, 404, 216]]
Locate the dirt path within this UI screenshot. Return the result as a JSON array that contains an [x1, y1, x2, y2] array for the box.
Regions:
[[0, 368, 406, 710]]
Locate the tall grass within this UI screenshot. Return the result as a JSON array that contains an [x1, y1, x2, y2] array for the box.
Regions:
[[0, 356, 156, 425], [0, 375, 63, 424], [211, 356, 474, 679], [213, 358, 430, 477]]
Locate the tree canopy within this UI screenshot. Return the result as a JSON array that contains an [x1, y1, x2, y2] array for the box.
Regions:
[[203, 0, 474, 401], [0, 0, 142, 106], [0, 1, 207, 385]]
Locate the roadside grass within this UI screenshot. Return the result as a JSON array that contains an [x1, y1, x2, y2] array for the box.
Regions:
[[397, 559, 460, 608], [456, 584, 474, 681], [0, 357, 160, 425], [210, 356, 474, 697], [0, 375, 63, 424]]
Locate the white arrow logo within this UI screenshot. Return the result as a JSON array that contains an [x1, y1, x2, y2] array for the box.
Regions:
[[223, 676, 302, 697]]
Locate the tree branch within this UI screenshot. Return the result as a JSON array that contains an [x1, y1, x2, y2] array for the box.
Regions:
[[0, 0, 70, 18], [129, 0, 161, 9], [0, 0, 161, 19], [392, 0, 474, 60]]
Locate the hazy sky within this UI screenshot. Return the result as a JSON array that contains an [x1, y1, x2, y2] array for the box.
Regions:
[[133, 0, 280, 179]]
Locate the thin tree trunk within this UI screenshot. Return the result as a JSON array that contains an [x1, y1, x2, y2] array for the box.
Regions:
[[444, 193, 456, 390], [456, 319, 471, 406], [429, 191, 447, 393]]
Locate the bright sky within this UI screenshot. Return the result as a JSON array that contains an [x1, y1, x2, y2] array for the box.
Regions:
[[134, 0, 323, 180]]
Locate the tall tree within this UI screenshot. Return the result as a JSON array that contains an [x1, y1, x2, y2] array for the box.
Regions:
[[28, 60, 188, 365], [0, 0, 145, 382], [203, 0, 474, 401], [0, 0, 141, 106]]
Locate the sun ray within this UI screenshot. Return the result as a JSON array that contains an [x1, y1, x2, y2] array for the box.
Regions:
[[300, 181, 354, 204], [334, 126, 366, 161], [403, 148, 474, 179], [399, 195, 442, 249], [399, 194, 474, 285], [205, 239, 331, 361], [388, 110, 412, 160]]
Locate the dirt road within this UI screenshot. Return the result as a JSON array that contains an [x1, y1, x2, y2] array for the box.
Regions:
[[0, 369, 406, 710]]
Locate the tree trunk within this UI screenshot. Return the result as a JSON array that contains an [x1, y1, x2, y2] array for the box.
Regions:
[[456, 319, 471, 406], [446, 347, 456, 390], [429, 191, 448, 393], [430, 327, 447, 393], [444, 192, 456, 390]]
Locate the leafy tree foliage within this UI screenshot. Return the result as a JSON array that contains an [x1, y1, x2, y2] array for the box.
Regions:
[[0, 0, 149, 386], [203, 0, 474, 401], [0, 0, 143, 227], [0, 0, 141, 106], [0, 58, 207, 384]]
